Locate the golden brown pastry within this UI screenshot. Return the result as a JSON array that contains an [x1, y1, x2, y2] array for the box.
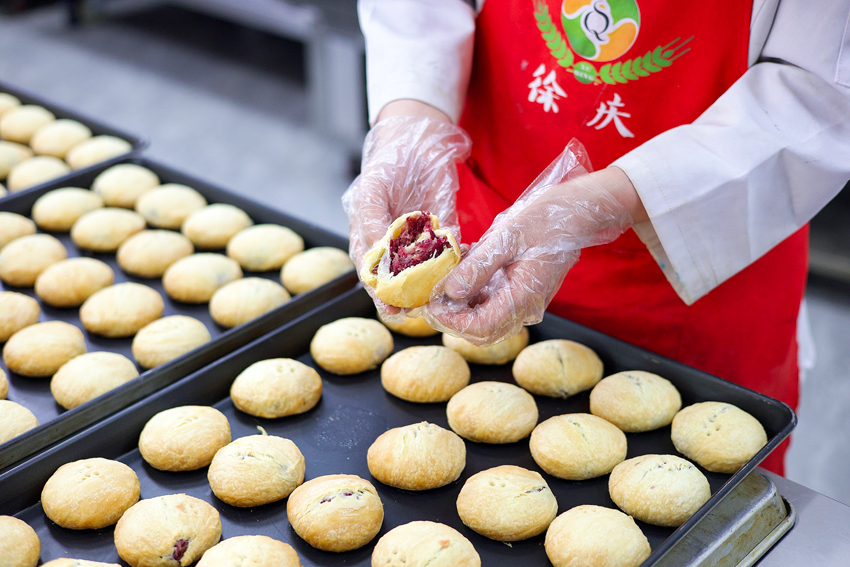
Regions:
[[0, 233, 66, 287], [70, 208, 146, 252], [287, 474, 383, 552], [367, 422, 465, 490], [209, 278, 290, 328], [162, 253, 243, 303], [590, 370, 682, 432], [114, 494, 221, 567], [0, 399, 39, 443], [671, 401, 768, 473], [545, 505, 651, 567], [226, 224, 304, 271], [0, 105, 55, 144], [117, 230, 194, 278], [91, 163, 160, 208], [65, 136, 132, 170], [530, 414, 627, 480], [197, 536, 302, 567], [138, 405, 231, 471], [208, 434, 305, 507], [30, 119, 92, 159], [361, 211, 460, 308], [135, 184, 207, 229], [51, 352, 139, 409], [41, 457, 140, 529], [280, 246, 354, 294], [0, 368, 7, 399], [35, 257, 114, 308], [513, 339, 603, 397], [0, 291, 40, 342], [229, 358, 322, 418], [79, 282, 164, 338], [0, 515, 40, 567], [6, 156, 70, 192], [446, 381, 538, 443], [0, 140, 33, 179], [379, 313, 439, 337], [131, 315, 211, 369], [609, 454, 711, 527], [456, 465, 557, 541], [0, 93, 21, 116], [371, 521, 480, 567], [381, 346, 469, 403], [442, 327, 529, 365], [2, 321, 86, 377], [309, 317, 393, 375], [0, 211, 36, 249], [181, 203, 253, 249], [31, 187, 104, 232]]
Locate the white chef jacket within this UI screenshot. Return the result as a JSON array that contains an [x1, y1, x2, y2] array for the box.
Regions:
[[359, 0, 850, 310]]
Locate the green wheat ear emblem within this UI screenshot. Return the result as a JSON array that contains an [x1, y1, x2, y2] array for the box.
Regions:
[[534, 0, 691, 85]]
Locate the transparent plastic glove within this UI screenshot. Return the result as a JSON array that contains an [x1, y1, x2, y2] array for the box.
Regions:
[[423, 139, 633, 345], [342, 116, 471, 321]]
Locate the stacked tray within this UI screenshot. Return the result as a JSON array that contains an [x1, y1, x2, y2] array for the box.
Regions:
[[0, 156, 358, 471], [0, 287, 797, 566], [0, 81, 145, 201]]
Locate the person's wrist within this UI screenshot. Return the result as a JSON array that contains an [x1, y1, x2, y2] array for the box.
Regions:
[[377, 99, 453, 124], [595, 166, 648, 224]]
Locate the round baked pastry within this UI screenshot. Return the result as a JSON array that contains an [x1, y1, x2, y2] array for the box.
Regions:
[[209, 278, 290, 328], [513, 339, 603, 398], [0, 368, 7, 399], [41, 560, 120, 567], [379, 313, 439, 337], [443, 327, 529, 365], [456, 465, 557, 541], [287, 474, 384, 552], [31, 187, 104, 232], [114, 494, 221, 567], [446, 381, 538, 443], [361, 211, 460, 308], [30, 119, 92, 159], [208, 434, 305, 507], [51, 352, 139, 409], [372, 521, 480, 567], [3, 321, 86, 377], [671, 401, 768, 474], [0, 211, 36, 249], [162, 253, 243, 303], [530, 414, 627, 480], [367, 421, 465, 490], [0, 104, 55, 143], [0, 93, 21, 116], [181, 203, 253, 249], [309, 317, 393, 375], [70, 208, 146, 252], [42, 457, 140, 529], [35, 257, 114, 308], [590, 370, 682, 432], [230, 358, 322, 418], [381, 346, 469, 403], [80, 283, 164, 338], [226, 224, 304, 271], [609, 454, 711, 527], [197, 536, 301, 567], [66, 135, 132, 170], [139, 406, 231, 471], [0, 400, 39, 443], [280, 246, 354, 294], [117, 230, 194, 278], [135, 184, 207, 229], [6, 156, 70, 192], [91, 163, 160, 208], [0, 233, 66, 287], [0, 515, 40, 567], [0, 140, 33, 179], [545, 505, 651, 567], [0, 291, 40, 342], [131, 315, 211, 369]]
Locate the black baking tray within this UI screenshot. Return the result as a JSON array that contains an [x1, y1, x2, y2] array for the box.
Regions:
[[0, 156, 357, 472], [0, 286, 796, 567], [0, 81, 146, 201]]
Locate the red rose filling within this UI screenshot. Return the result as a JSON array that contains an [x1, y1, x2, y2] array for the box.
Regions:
[[171, 538, 189, 562], [389, 213, 450, 276]]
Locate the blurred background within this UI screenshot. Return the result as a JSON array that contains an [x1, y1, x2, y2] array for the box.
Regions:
[[1, 0, 849, 506]]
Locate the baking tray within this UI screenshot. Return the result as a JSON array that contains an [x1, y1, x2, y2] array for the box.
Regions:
[[0, 156, 357, 472], [0, 80, 146, 201], [0, 286, 796, 566]]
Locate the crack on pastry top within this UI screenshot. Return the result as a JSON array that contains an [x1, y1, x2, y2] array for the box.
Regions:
[[388, 211, 450, 276]]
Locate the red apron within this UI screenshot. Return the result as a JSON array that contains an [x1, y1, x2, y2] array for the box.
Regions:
[[456, 0, 808, 475]]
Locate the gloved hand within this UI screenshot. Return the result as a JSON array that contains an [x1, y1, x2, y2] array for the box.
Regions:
[[342, 115, 471, 320], [423, 139, 634, 345]]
